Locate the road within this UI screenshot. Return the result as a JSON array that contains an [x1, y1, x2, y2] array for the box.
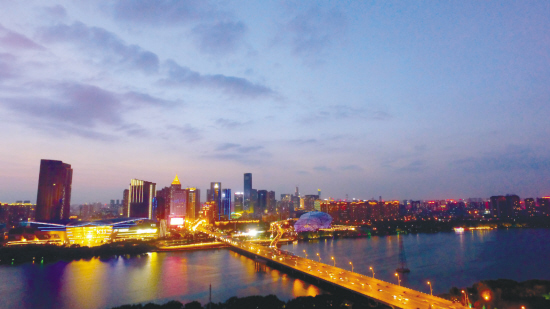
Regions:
[[198, 226, 468, 309]]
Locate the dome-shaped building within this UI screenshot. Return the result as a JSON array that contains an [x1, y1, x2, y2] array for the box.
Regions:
[[294, 211, 333, 232]]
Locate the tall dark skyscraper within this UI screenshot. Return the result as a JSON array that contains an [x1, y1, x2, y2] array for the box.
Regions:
[[243, 173, 252, 213], [128, 179, 156, 219], [36, 159, 73, 221], [257, 190, 267, 215]]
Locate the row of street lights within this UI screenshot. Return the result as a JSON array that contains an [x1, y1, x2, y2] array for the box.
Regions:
[[302, 251, 437, 295]]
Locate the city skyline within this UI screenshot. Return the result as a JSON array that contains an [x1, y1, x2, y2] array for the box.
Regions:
[[1, 2, 550, 203]]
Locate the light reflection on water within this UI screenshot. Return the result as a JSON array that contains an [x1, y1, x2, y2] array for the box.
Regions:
[[1, 229, 549, 309], [0, 249, 323, 309]]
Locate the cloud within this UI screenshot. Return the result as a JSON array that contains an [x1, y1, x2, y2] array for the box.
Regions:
[[117, 123, 149, 137], [313, 165, 331, 172], [38, 22, 159, 73], [303, 105, 392, 123], [0, 53, 17, 80], [215, 143, 240, 151], [2, 83, 122, 127], [288, 138, 319, 145], [215, 143, 263, 154], [0, 24, 44, 50], [215, 118, 251, 129], [160, 60, 274, 97], [111, 0, 222, 26], [42, 5, 67, 20], [0, 82, 175, 140], [167, 124, 202, 142], [340, 165, 363, 171], [281, 7, 346, 62], [122, 91, 176, 107], [453, 145, 550, 173], [207, 142, 268, 165], [191, 21, 246, 54]]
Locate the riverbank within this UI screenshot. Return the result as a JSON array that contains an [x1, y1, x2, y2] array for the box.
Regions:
[[0, 242, 155, 264], [442, 279, 550, 309], [111, 294, 360, 309]]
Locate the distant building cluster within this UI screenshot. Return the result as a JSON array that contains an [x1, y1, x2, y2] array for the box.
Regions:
[[1, 159, 550, 246]]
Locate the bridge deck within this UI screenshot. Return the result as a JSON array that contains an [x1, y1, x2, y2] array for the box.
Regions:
[[199, 227, 468, 309]]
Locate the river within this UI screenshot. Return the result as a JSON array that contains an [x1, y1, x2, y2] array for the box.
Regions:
[[1, 229, 549, 309]]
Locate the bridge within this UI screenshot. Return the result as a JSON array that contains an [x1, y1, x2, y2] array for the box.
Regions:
[[197, 225, 467, 309]]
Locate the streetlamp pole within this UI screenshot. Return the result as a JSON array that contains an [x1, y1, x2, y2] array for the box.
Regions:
[[349, 262, 354, 272], [317, 253, 321, 263], [395, 273, 401, 286], [427, 281, 433, 296], [331, 256, 335, 267], [369, 267, 375, 278]]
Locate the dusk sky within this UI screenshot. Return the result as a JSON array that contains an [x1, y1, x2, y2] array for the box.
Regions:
[[1, 1, 549, 204]]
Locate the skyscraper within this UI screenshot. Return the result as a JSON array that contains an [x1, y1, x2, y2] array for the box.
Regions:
[[187, 188, 200, 221], [36, 159, 73, 221], [258, 190, 267, 214], [221, 188, 231, 220], [243, 173, 252, 213], [210, 182, 221, 220], [234, 192, 244, 213], [128, 179, 156, 219], [170, 175, 187, 217]]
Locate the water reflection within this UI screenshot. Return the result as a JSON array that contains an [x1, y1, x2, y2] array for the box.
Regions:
[[1, 229, 549, 309]]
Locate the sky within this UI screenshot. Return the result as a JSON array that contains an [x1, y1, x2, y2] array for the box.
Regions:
[[1, 1, 549, 204]]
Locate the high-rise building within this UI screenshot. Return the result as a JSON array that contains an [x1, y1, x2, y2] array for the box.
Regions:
[[258, 190, 267, 214], [267, 191, 276, 213], [234, 192, 244, 213], [128, 179, 156, 219], [250, 189, 258, 215], [221, 188, 231, 220], [210, 182, 221, 220], [36, 159, 73, 221], [170, 175, 187, 217], [243, 173, 252, 213], [122, 189, 129, 217], [187, 188, 200, 220]]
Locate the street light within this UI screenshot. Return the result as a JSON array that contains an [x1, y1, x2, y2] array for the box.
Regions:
[[395, 273, 401, 286], [369, 267, 375, 278], [303, 250, 307, 259], [349, 261, 354, 272], [427, 281, 433, 296], [461, 290, 470, 306], [316, 253, 321, 263], [331, 256, 335, 267]]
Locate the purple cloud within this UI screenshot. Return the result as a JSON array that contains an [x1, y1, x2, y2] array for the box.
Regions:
[[192, 21, 247, 54], [160, 60, 273, 97], [281, 7, 346, 63], [0, 24, 44, 50], [38, 22, 159, 73], [111, 0, 221, 26], [167, 124, 202, 142]]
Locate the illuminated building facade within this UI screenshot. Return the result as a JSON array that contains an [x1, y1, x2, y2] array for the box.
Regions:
[[210, 182, 221, 220], [234, 192, 244, 213], [0, 202, 35, 228], [170, 175, 187, 217], [221, 188, 231, 220], [243, 173, 252, 213], [128, 179, 156, 219], [187, 188, 200, 220], [36, 159, 73, 221]]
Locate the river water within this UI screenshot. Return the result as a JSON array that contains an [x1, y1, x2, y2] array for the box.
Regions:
[[1, 229, 549, 309]]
